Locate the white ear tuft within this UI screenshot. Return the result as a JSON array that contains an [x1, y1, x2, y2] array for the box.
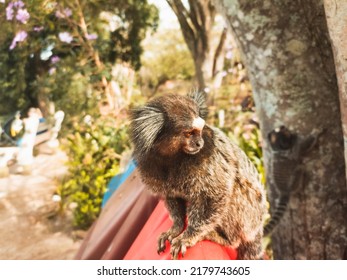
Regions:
[[187, 90, 208, 119], [192, 117, 205, 130], [130, 105, 164, 157]]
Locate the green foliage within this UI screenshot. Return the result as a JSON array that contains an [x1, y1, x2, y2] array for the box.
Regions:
[[105, 0, 159, 70], [0, 0, 158, 117], [57, 115, 130, 229], [227, 123, 265, 185], [140, 28, 195, 95], [211, 83, 264, 184]]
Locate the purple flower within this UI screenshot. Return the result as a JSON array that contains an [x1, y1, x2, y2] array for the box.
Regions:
[[226, 50, 233, 59], [6, 1, 29, 23], [13, 1, 24, 8], [63, 8, 72, 17], [16, 8, 30, 24], [55, 10, 64, 19], [55, 7, 72, 18], [33, 26, 44, 32], [85, 33, 98, 40], [6, 3, 14, 20], [9, 30, 28, 50], [48, 67, 56, 75], [51, 56, 60, 64], [16, 30, 27, 40], [58, 32, 73, 44]]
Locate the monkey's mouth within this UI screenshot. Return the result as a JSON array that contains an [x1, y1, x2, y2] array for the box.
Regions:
[[183, 147, 202, 155]]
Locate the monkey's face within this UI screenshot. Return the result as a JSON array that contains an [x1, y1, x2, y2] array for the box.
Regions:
[[181, 117, 205, 155], [157, 115, 205, 157], [130, 93, 208, 159], [154, 95, 206, 157]]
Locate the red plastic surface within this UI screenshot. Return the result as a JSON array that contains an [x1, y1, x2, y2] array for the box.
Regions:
[[124, 201, 237, 260]]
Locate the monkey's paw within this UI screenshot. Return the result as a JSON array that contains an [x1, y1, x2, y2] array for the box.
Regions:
[[157, 225, 183, 254], [170, 236, 191, 260], [157, 229, 181, 254]]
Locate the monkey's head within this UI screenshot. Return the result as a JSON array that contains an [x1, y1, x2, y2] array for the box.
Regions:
[[130, 92, 208, 160], [267, 126, 297, 151]]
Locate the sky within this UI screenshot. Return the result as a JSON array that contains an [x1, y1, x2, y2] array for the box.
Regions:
[[148, 0, 179, 29]]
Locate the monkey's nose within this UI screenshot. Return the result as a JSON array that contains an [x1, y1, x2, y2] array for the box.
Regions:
[[196, 139, 204, 148]]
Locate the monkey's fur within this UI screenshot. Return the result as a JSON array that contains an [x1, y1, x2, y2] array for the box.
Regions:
[[130, 92, 267, 260]]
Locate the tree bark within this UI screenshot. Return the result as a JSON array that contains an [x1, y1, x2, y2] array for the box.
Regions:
[[324, 0, 347, 183], [216, 0, 347, 259]]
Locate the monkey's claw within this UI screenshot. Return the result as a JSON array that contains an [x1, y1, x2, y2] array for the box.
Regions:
[[157, 235, 167, 254], [157, 227, 183, 255], [170, 237, 187, 260], [157, 231, 174, 254]]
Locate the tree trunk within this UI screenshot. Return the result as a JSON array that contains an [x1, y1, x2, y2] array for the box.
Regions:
[[216, 0, 347, 259], [324, 0, 347, 183], [167, 0, 226, 91]]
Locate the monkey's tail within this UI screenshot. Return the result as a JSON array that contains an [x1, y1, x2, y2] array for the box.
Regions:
[[263, 194, 290, 236]]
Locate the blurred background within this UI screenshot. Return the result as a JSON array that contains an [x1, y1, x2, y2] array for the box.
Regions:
[[2, 0, 346, 260], [0, 0, 262, 259]]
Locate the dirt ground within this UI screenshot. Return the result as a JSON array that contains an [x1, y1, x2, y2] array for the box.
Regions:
[[0, 146, 83, 260]]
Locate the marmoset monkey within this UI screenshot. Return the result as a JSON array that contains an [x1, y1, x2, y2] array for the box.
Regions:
[[130, 92, 267, 260], [264, 126, 320, 236]]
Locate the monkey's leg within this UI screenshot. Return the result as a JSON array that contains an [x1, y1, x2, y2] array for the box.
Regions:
[[157, 197, 186, 254], [170, 196, 225, 259], [237, 231, 263, 260], [205, 227, 236, 246]]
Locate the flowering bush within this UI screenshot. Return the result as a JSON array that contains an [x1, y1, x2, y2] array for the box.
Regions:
[[0, 0, 158, 229], [0, 0, 159, 118]]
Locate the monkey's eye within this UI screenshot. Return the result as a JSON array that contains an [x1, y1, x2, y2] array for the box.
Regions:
[[184, 131, 194, 138]]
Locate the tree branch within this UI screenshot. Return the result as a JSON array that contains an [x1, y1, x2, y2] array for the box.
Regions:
[[166, 0, 196, 54], [212, 27, 227, 77], [74, 0, 110, 101], [188, 0, 201, 30]]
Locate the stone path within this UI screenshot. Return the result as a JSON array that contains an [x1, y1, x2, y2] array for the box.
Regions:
[[0, 147, 82, 259]]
